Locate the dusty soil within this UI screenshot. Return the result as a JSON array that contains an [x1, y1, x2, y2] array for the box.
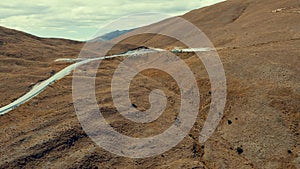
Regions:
[[0, 0, 299, 168]]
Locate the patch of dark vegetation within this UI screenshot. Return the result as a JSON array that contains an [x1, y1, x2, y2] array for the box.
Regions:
[[99, 107, 118, 117], [131, 46, 149, 51], [1, 127, 87, 168], [0, 51, 22, 58], [73, 153, 113, 169]]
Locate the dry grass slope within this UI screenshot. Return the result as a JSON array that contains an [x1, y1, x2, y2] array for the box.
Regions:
[[0, 0, 299, 168]]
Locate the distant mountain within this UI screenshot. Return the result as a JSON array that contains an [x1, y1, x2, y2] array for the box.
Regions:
[[97, 29, 135, 41]]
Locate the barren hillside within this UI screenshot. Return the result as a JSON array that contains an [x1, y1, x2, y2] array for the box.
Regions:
[[0, 0, 299, 168]]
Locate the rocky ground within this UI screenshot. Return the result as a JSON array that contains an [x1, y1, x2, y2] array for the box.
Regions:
[[0, 0, 299, 168]]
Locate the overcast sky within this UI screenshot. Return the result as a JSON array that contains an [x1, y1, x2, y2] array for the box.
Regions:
[[0, 0, 224, 41]]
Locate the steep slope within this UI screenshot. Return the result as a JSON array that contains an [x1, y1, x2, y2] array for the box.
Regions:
[[120, 0, 300, 48], [182, 0, 300, 47], [0, 26, 83, 107], [0, 0, 299, 168]]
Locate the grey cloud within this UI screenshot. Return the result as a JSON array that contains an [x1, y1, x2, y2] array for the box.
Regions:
[[0, 4, 49, 19], [0, 0, 225, 40]]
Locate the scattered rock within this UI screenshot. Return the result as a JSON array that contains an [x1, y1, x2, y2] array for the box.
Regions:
[[50, 70, 56, 76], [237, 147, 244, 154], [192, 143, 201, 157], [272, 8, 286, 13], [228, 120, 232, 125], [288, 150, 292, 154], [131, 103, 137, 108]]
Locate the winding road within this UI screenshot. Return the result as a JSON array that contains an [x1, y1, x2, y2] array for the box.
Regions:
[[0, 48, 213, 115]]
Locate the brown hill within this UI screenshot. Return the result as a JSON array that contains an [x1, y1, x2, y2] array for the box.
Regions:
[[0, 0, 299, 168], [0, 26, 83, 107]]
